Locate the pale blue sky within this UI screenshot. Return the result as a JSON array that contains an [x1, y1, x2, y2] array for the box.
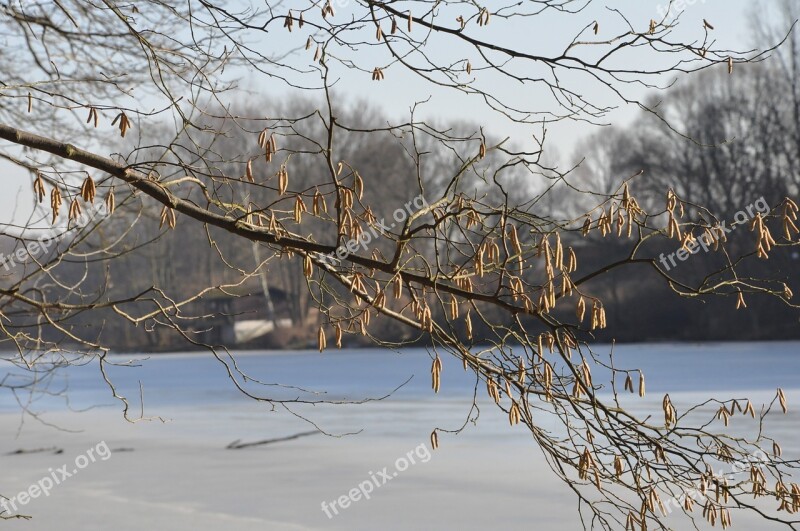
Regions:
[[0, 0, 778, 227]]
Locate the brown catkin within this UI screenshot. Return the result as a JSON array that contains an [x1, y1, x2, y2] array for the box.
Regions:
[[33, 174, 46, 203], [86, 107, 99, 127], [334, 323, 343, 348], [50, 187, 62, 223], [392, 275, 402, 300], [279, 166, 289, 195], [449, 294, 459, 319], [105, 189, 115, 214], [69, 198, 82, 221], [80, 175, 96, 203], [318, 326, 326, 352], [431, 355, 442, 393], [736, 290, 747, 310], [246, 159, 255, 183], [294, 194, 306, 223], [509, 400, 521, 426], [576, 296, 586, 323]]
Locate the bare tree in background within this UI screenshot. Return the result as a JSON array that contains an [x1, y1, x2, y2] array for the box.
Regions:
[[2, 1, 800, 528], [565, 1, 800, 342]]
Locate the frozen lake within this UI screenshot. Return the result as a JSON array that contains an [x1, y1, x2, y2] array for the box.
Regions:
[[0, 342, 798, 530]]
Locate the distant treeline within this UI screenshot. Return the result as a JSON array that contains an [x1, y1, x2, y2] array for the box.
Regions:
[[7, 56, 800, 352]]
